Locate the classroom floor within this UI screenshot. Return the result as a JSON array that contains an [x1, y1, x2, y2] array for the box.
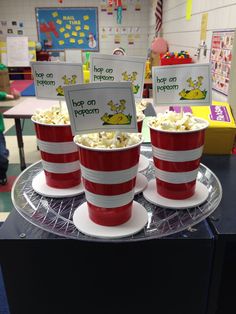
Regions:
[[0, 102, 40, 221]]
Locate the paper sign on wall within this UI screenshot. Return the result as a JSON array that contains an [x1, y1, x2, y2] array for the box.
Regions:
[[7, 36, 29, 66], [31, 61, 84, 100], [63, 82, 138, 134], [64, 48, 82, 63], [152, 63, 212, 106], [200, 13, 208, 41], [90, 53, 146, 99]]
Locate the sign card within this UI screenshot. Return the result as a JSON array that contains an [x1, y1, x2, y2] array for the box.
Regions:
[[90, 53, 146, 99], [7, 36, 30, 67], [152, 63, 212, 106], [63, 82, 138, 134], [31, 61, 83, 100], [64, 48, 82, 63]]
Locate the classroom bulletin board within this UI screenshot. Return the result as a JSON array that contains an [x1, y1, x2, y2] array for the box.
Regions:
[[210, 29, 235, 95], [35, 7, 99, 52]]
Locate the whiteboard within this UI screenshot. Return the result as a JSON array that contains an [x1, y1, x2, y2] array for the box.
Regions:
[[6, 36, 30, 66], [64, 49, 82, 63]]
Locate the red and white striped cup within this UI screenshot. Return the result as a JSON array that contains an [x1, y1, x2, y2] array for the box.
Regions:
[[75, 139, 142, 226], [148, 118, 209, 200], [32, 121, 81, 189], [137, 117, 144, 133]]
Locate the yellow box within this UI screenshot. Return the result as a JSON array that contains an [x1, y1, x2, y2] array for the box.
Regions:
[[83, 70, 90, 83], [191, 101, 236, 154]]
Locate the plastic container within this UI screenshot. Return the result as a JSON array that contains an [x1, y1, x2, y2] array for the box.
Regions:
[[160, 58, 192, 66]]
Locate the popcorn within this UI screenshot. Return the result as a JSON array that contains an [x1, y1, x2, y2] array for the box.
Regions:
[[136, 100, 147, 122], [136, 100, 148, 112], [75, 131, 142, 149], [148, 110, 207, 131], [32, 104, 70, 125], [136, 109, 145, 122]]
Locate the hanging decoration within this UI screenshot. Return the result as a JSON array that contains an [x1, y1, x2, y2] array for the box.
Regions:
[[135, 0, 141, 11], [122, 0, 127, 10], [100, 0, 107, 11], [108, 0, 123, 23], [186, 0, 192, 21], [116, 0, 123, 24], [114, 34, 121, 44], [128, 34, 134, 45], [107, 5, 113, 15]]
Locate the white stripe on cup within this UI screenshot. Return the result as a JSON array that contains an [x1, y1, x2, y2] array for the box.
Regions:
[[80, 164, 138, 184], [37, 139, 78, 154], [42, 160, 80, 174], [152, 145, 203, 162], [155, 166, 199, 184], [85, 189, 135, 208]]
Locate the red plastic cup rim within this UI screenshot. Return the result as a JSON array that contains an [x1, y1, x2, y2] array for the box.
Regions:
[[147, 117, 209, 134], [137, 116, 145, 122], [31, 117, 71, 128], [74, 136, 143, 152]]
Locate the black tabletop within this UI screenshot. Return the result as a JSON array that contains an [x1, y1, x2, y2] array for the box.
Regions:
[[202, 154, 236, 237], [0, 206, 213, 240], [1, 154, 234, 241]]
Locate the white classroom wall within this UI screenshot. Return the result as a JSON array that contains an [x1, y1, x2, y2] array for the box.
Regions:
[[149, 0, 236, 63], [148, 0, 236, 110], [0, 0, 152, 57], [148, 0, 157, 47], [1, 0, 236, 58]]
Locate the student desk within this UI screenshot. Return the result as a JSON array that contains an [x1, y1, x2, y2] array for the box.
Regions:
[[3, 97, 61, 170]]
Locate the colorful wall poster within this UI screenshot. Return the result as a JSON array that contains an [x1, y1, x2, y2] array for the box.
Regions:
[[64, 82, 138, 135], [210, 29, 235, 96], [31, 61, 84, 100], [35, 7, 99, 51], [90, 53, 146, 99], [152, 63, 212, 106]]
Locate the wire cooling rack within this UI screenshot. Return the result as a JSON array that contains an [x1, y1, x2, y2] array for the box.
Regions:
[[12, 146, 222, 242]]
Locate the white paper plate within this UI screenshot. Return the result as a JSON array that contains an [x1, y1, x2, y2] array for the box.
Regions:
[[135, 173, 148, 195], [73, 201, 148, 239], [138, 154, 150, 173], [32, 171, 84, 198], [143, 179, 209, 209]]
